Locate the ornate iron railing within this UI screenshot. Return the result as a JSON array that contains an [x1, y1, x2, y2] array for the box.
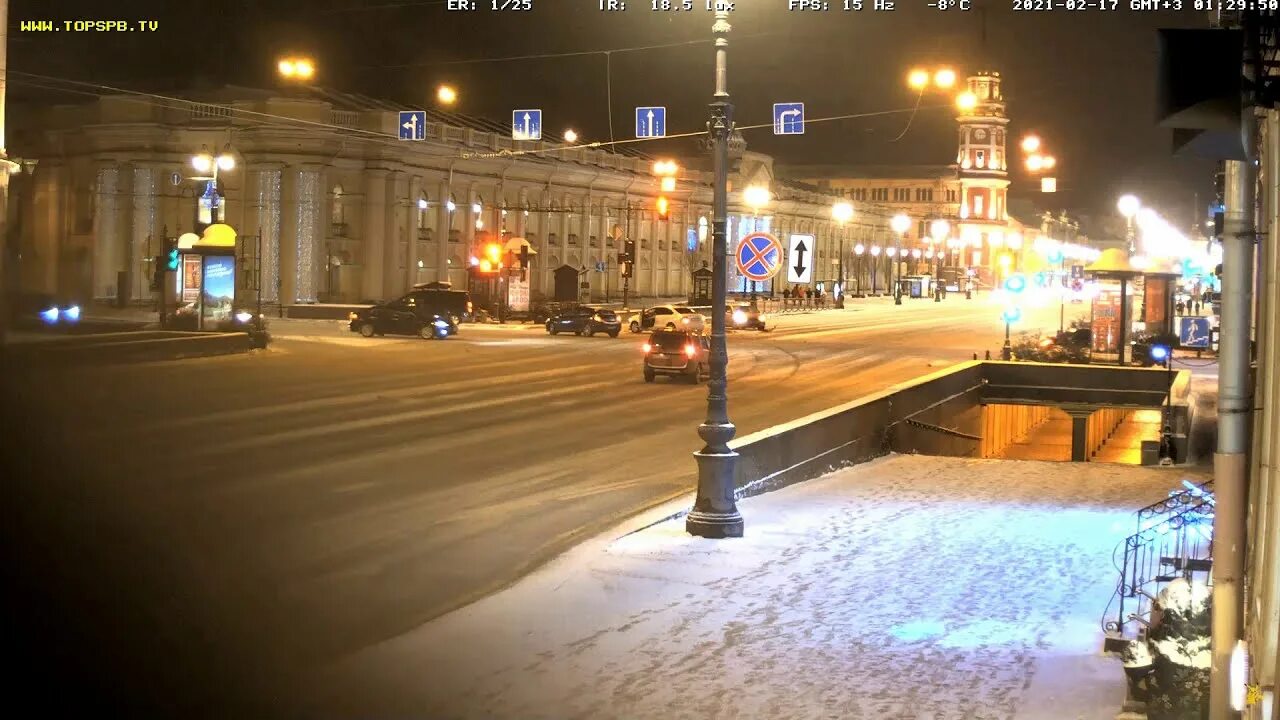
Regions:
[[1105, 480, 1215, 637]]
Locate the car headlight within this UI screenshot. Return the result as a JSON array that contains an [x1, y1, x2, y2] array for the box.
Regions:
[[39, 307, 59, 324], [732, 310, 748, 325], [63, 305, 81, 322], [682, 317, 690, 324], [235, 311, 254, 324], [433, 319, 450, 329], [757, 313, 766, 322]]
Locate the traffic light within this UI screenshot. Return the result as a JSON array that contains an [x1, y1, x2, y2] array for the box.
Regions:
[[624, 239, 635, 258], [151, 256, 164, 290], [164, 238, 180, 271], [478, 242, 503, 273], [656, 196, 670, 219]]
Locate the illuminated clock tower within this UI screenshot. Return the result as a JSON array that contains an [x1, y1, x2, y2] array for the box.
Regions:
[[955, 71, 1012, 266]]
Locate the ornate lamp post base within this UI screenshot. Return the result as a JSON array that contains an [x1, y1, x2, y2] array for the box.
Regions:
[[687, 446, 744, 538]]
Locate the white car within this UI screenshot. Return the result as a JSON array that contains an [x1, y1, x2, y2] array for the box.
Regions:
[[628, 305, 706, 333]]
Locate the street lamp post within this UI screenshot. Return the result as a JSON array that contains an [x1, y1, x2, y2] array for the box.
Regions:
[[869, 245, 881, 295], [687, 9, 743, 539], [1002, 305, 1021, 361], [1118, 194, 1140, 255], [832, 201, 854, 305], [191, 147, 235, 226], [853, 243, 865, 296], [930, 219, 949, 302], [890, 214, 910, 305]]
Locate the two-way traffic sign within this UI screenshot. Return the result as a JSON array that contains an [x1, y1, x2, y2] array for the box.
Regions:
[[398, 110, 426, 140], [773, 102, 805, 135], [787, 234, 814, 284], [635, 106, 666, 138], [512, 109, 542, 141]]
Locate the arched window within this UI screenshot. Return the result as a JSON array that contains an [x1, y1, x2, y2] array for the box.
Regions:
[[331, 185, 345, 226]]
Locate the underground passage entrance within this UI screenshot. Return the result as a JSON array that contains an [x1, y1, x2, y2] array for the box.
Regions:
[[729, 360, 1193, 500], [979, 404, 1165, 465]]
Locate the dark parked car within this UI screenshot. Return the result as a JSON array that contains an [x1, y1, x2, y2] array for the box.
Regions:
[[546, 306, 621, 337], [349, 293, 458, 339], [642, 329, 710, 383]]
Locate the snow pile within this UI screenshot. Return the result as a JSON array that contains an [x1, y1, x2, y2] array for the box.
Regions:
[[316, 455, 1189, 719], [1138, 577, 1213, 719]]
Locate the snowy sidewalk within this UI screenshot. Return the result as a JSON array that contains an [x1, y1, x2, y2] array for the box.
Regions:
[[314, 455, 1206, 720]]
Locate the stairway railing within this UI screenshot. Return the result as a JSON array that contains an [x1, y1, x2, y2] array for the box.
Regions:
[[1105, 480, 1215, 637]]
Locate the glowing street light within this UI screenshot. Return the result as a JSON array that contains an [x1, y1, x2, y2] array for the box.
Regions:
[[277, 56, 316, 81], [831, 201, 855, 225], [955, 91, 977, 112], [908, 68, 931, 90], [1020, 135, 1041, 153], [1117, 194, 1141, 219], [934, 68, 957, 89], [890, 213, 911, 236], [436, 85, 458, 106], [563, 129, 578, 143], [1041, 155, 1057, 170], [1025, 154, 1045, 172], [743, 185, 771, 213]]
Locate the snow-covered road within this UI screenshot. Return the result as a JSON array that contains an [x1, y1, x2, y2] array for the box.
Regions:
[[316, 455, 1210, 719]]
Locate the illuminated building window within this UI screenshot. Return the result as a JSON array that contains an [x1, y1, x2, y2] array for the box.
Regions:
[[973, 195, 984, 217], [975, 150, 986, 169]]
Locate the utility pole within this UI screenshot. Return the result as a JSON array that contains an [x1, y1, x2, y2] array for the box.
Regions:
[[1209, 14, 1258, 720], [687, 8, 743, 539]]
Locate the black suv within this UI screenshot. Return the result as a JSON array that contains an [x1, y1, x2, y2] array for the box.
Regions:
[[643, 329, 710, 383], [349, 292, 459, 339]]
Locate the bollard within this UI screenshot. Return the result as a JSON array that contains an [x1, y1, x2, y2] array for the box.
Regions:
[[985, 349, 991, 360], [973, 352, 978, 361]]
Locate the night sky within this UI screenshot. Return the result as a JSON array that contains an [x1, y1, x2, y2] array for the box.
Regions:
[[11, 1, 1217, 226]]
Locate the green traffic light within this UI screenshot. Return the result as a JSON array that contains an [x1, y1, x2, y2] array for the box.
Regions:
[[166, 248, 179, 271]]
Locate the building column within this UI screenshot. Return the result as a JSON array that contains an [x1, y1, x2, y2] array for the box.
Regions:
[[406, 175, 422, 289], [1064, 406, 1094, 462], [382, 170, 405, 298], [436, 178, 451, 284], [91, 161, 125, 301], [129, 164, 158, 303], [245, 164, 283, 304], [362, 168, 389, 299], [278, 165, 324, 305], [32, 162, 65, 294]]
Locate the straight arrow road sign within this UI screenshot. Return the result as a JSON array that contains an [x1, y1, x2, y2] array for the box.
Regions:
[[787, 234, 814, 284], [635, 106, 666, 138], [512, 109, 542, 141]]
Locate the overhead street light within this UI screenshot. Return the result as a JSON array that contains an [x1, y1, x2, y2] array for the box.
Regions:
[[955, 91, 977, 112], [277, 56, 316, 81], [907, 68, 931, 90], [563, 129, 578, 143], [933, 68, 957, 89], [1020, 135, 1041, 153], [436, 85, 458, 106], [1117, 194, 1141, 218]]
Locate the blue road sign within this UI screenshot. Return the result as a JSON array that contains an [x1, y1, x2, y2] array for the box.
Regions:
[[398, 110, 426, 140], [1180, 316, 1212, 348], [735, 232, 783, 282], [512, 109, 542, 141], [635, 106, 666, 138], [773, 102, 805, 135]]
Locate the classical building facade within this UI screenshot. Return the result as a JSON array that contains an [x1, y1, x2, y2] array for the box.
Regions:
[[8, 88, 861, 308], [782, 71, 1038, 284]]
